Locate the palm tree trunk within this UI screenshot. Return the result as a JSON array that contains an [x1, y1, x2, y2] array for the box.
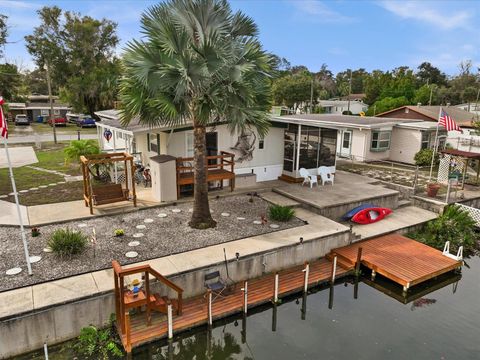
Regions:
[[189, 123, 216, 229]]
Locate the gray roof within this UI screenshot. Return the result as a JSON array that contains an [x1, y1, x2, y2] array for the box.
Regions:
[[271, 114, 419, 129], [395, 121, 444, 130], [25, 102, 70, 110]]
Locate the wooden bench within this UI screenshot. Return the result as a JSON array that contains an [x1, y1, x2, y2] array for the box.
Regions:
[[92, 183, 129, 205]]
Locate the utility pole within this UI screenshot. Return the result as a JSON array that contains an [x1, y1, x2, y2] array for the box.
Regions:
[[45, 60, 56, 144], [310, 78, 314, 114], [429, 84, 434, 106], [347, 69, 352, 114]]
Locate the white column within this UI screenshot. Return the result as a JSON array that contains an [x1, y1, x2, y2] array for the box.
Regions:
[[295, 124, 302, 176], [113, 130, 118, 183]]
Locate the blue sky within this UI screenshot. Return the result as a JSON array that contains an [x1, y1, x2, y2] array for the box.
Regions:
[[1, 0, 479, 75]]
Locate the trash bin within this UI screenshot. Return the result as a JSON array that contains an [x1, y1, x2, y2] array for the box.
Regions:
[[37, 116, 43, 123]]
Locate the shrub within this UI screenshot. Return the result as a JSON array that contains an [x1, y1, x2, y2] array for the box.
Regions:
[[268, 205, 295, 222], [114, 229, 124, 237], [48, 228, 88, 257], [76, 321, 123, 359], [408, 205, 478, 252], [414, 148, 439, 167]]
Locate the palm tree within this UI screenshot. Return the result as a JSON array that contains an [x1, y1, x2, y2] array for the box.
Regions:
[[64, 139, 101, 177], [119, 0, 274, 229]]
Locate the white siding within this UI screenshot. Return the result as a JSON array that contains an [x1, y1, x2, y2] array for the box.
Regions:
[[363, 130, 391, 162], [389, 128, 421, 164]]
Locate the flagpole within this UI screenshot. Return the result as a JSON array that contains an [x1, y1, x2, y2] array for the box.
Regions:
[[429, 107, 442, 181], [3, 137, 32, 275]]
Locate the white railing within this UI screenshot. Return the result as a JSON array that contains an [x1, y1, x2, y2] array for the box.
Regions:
[[442, 241, 463, 261]]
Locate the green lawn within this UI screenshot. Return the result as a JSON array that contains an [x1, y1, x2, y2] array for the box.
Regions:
[[9, 122, 97, 135], [3, 182, 84, 206]]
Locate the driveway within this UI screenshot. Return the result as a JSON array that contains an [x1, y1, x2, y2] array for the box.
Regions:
[[0, 146, 38, 168]]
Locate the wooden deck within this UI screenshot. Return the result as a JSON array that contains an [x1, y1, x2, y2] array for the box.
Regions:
[[330, 234, 462, 290], [118, 258, 350, 352]]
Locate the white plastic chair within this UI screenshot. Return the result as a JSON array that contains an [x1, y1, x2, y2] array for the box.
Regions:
[[318, 166, 334, 185], [299, 168, 318, 188]]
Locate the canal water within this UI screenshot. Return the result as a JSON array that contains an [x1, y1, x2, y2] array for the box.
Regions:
[[17, 257, 480, 360]]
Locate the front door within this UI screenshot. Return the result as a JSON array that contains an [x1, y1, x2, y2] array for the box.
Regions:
[[206, 132, 218, 165], [340, 130, 352, 158]]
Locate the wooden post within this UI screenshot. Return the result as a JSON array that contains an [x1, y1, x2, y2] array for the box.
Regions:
[[125, 311, 131, 353], [130, 157, 137, 207], [207, 289, 212, 326], [303, 262, 309, 293], [328, 284, 334, 310], [355, 247, 362, 276], [242, 280, 248, 314], [113, 272, 120, 326], [273, 272, 279, 303], [177, 292, 183, 316], [301, 292, 307, 320], [271, 304, 277, 332], [330, 256, 337, 284], [119, 276, 125, 334], [167, 303, 173, 339], [81, 162, 88, 207], [145, 270, 151, 326]]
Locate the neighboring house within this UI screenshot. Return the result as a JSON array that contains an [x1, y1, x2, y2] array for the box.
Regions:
[[318, 99, 368, 115], [456, 103, 480, 118], [271, 114, 447, 165], [376, 105, 478, 153], [7, 95, 70, 122]]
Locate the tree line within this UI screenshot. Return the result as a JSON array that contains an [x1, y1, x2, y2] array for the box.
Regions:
[[0, 5, 479, 117], [271, 56, 480, 115]]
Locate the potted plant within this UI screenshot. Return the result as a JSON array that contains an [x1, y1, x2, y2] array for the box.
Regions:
[[427, 183, 441, 197], [31, 227, 40, 237]]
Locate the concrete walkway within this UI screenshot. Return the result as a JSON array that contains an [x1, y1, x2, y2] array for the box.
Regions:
[[0, 200, 28, 226], [352, 206, 437, 239], [0, 208, 349, 318], [0, 146, 38, 168]]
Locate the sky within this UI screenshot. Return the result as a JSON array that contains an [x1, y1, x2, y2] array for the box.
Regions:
[[0, 0, 479, 76]]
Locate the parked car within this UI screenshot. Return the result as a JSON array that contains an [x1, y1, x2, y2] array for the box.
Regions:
[[77, 117, 96, 128], [14, 114, 29, 126], [48, 117, 67, 127]]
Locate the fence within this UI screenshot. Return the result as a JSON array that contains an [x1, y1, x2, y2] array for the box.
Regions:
[[455, 203, 480, 228]]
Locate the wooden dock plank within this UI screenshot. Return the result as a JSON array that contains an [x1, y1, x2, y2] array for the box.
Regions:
[[118, 258, 351, 351], [331, 234, 462, 288]]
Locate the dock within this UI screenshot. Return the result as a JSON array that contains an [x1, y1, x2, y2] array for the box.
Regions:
[[330, 234, 463, 291], [116, 258, 350, 353]]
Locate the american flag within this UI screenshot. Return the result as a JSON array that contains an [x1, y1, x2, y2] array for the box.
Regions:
[[0, 96, 7, 138], [439, 109, 462, 133]]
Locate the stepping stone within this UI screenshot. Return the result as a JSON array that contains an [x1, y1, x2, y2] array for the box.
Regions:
[[253, 220, 262, 225], [0, 195, 7, 199], [171, 209, 181, 213], [6, 267, 22, 276], [78, 223, 87, 228], [133, 233, 144, 238], [125, 251, 138, 258], [269, 224, 280, 229], [221, 212, 230, 217], [144, 218, 154, 223], [29, 187, 39, 191], [158, 213, 168, 218], [237, 217, 246, 220], [8, 192, 17, 196], [29, 255, 42, 263], [19, 190, 29, 193], [48, 183, 57, 186], [128, 241, 140, 247], [38, 185, 48, 189], [136, 225, 146, 230], [57, 181, 66, 184], [43, 248, 53, 253], [188, 208, 193, 213], [210, 209, 214, 213]]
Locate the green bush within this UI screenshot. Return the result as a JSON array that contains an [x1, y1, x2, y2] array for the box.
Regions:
[[48, 228, 88, 257], [408, 205, 478, 252], [414, 148, 439, 167], [268, 205, 295, 222], [76, 322, 123, 359]]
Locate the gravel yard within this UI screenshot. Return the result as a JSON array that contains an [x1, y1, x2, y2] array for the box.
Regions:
[[0, 195, 304, 292]]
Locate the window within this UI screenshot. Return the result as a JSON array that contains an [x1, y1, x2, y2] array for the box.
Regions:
[[371, 131, 391, 151], [41, 109, 49, 116], [149, 133, 160, 154], [421, 131, 430, 149], [259, 138, 264, 150], [186, 132, 194, 157]]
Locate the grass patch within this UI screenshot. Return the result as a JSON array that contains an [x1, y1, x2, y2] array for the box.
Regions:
[[9, 122, 97, 135], [4, 182, 84, 206], [48, 228, 88, 258], [268, 204, 295, 222], [0, 167, 63, 194]]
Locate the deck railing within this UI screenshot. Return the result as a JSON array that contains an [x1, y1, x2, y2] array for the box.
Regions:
[[176, 151, 235, 173]]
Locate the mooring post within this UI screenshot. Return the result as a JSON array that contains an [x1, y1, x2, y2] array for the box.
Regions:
[[43, 341, 49, 360], [167, 304, 173, 339], [301, 292, 307, 320], [354, 278, 359, 300], [330, 256, 337, 284], [303, 262, 310, 293], [371, 269, 376, 281], [272, 304, 277, 332], [355, 247, 363, 276], [328, 284, 335, 310], [273, 272, 279, 303], [241, 280, 248, 314], [207, 289, 213, 327]]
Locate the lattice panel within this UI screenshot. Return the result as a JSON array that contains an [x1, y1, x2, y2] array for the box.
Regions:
[[437, 154, 465, 184], [456, 203, 480, 228]]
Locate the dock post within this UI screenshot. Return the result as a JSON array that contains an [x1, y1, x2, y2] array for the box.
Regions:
[[330, 256, 337, 284], [273, 272, 279, 303], [371, 269, 376, 281], [43, 341, 49, 360], [303, 262, 310, 293], [167, 304, 173, 339], [301, 292, 307, 320], [355, 247, 363, 276], [241, 280, 248, 314], [125, 311, 132, 353], [354, 278, 359, 300], [328, 284, 335, 310], [272, 304, 277, 332], [207, 289, 213, 327]]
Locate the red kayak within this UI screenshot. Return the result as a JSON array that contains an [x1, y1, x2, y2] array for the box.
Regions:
[[351, 207, 392, 224]]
